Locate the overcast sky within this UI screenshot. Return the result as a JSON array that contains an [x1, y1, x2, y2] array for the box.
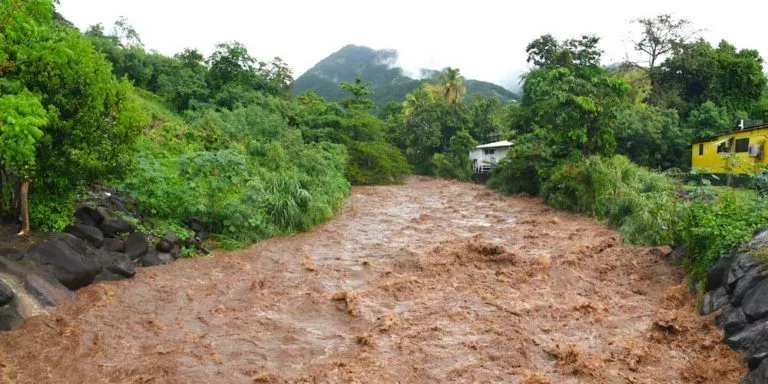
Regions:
[[57, 0, 768, 91]]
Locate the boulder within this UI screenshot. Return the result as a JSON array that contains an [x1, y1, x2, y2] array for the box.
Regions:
[[0, 280, 14, 306], [163, 231, 179, 245], [732, 270, 767, 306], [742, 358, 768, 384], [103, 238, 126, 253], [700, 287, 730, 315], [125, 233, 149, 261], [0, 304, 22, 331], [748, 352, 768, 371], [23, 274, 75, 307], [707, 256, 734, 291], [157, 252, 173, 265], [156, 239, 174, 253], [184, 236, 200, 249], [727, 320, 768, 353], [105, 252, 135, 278], [64, 224, 104, 248], [95, 206, 113, 222], [743, 279, 768, 321], [74, 206, 99, 226], [726, 253, 760, 293], [140, 250, 166, 267], [100, 219, 134, 238], [0, 247, 24, 262], [716, 305, 749, 337], [108, 195, 127, 212], [25, 234, 101, 290]]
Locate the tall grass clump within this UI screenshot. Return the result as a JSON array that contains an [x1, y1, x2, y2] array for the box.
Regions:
[[540, 155, 684, 245]]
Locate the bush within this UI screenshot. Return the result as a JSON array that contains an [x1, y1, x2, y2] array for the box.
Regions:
[[683, 191, 768, 283], [540, 155, 684, 245]]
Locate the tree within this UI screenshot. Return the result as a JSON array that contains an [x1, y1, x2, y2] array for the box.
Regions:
[[340, 78, 375, 111], [658, 39, 767, 118], [0, 88, 47, 234], [437, 67, 466, 106], [526, 34, 602, 69], [631, 15, 694, 73], [615, 105, 687, 170], [467, 95, 504, 143]]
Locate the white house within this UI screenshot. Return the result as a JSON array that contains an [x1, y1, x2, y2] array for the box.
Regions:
[[469, 140, 513, 174]]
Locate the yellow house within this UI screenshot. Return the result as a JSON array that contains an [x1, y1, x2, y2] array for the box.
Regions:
[[691, 123, 768, 174]]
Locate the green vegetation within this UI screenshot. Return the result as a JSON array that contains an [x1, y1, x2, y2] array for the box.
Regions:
[[4, 0, 768, 282]]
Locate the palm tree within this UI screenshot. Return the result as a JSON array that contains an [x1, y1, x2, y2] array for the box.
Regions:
[[437, 67, 466, 106]]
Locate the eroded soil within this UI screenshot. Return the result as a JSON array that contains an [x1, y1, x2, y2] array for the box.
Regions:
[[0, 177, 744, 383]]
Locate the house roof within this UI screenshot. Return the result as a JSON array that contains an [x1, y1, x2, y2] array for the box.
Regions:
[[475, 140, 513, 149], [692, 123, 768, 144]]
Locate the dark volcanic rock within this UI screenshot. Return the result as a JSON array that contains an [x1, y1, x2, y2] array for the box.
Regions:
[[65, 224, 104, 248], [125, 233, 149, 260], [749, 229, 768, 249], [742, 358, 768, 384], [0, 280, 14, 306], [708, 256, 734, 291], [732, 269, 767, 307], [726, 253, 761, 293], [700, 287, 730, 315], [727, 320, 768, 354], [716, 305, 749, 337], [106, 252, 135, 278], [156, 239, 174, 253], [23, 274, 75, 307], [74, 206, 99, 226], [163, 231, 179, 245], [140, 250, 165, 267], [748, 352, 768, 371], [184, 217, 203, 233], [103, 238, 126, 253], [0, 247, 24, 262], [25, 234, 101, 290], [742, 279, 768, 321], [100, 219, 134, 238]]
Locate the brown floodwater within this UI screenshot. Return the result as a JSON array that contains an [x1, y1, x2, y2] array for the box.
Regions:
[[0, 177, 744, 383]]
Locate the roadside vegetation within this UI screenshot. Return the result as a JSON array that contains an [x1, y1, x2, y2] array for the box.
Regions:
[[3, 1, 768, 279]]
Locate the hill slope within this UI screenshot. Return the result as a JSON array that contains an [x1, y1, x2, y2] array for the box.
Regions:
[[292, 45, 519, 107]]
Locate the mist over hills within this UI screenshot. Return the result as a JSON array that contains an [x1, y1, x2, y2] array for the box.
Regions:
[[292, 45, 519, 107]]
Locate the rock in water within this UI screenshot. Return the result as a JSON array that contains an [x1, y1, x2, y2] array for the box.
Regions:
[[742, 358, 768, 384], [25, 235, 101, 290], [716, 305, 749, 337], [23, 274, 75, 307], [0, 280, 14, 306], [65, 224, 105, 248], [727, 320, 768, 354], [700, 287, 730, 315]]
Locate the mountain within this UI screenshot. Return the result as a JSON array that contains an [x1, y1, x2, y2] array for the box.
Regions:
[[292, 45, 519, 107]]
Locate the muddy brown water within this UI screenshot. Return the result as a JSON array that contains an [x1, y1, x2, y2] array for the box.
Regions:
[[0, 177, 744, 383]]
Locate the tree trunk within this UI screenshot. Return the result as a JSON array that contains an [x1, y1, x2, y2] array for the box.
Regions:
[[18, 178, 30, 236]]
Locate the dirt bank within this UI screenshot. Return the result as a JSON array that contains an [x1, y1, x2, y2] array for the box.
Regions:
[[0, 177, 743, 383]]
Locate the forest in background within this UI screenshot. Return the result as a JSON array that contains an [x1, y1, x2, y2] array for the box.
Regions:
[[2, 1, 768, 283]]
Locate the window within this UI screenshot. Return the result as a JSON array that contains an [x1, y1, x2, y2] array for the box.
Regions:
[[484, 149, 495, 155], [699, 143, 704, 156], [736, 138, 750, 153], [717, 138, 735, 153]]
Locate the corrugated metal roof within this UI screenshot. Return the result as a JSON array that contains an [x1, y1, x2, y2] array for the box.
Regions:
[[475, 140, 513, 149], [692, 123, 768, 144]]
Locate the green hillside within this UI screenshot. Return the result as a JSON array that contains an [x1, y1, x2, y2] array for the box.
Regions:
[[292, 45, 519, 107]]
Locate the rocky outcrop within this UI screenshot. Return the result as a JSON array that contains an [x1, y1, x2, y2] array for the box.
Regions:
[[0, 190, 204, 331], [702, 227, 768, 383]]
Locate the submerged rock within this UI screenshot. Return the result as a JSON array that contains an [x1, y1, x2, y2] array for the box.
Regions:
[[0, 280, 14, 306]]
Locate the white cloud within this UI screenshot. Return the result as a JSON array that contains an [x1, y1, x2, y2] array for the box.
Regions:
[[57, 0, 768, 89]]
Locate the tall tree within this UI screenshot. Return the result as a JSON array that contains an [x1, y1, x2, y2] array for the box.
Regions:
[[437, 67, 466, 106]]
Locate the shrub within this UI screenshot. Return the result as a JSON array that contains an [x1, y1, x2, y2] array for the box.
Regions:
[[683, 191, 768, 283], [540, 155, 684, 245]]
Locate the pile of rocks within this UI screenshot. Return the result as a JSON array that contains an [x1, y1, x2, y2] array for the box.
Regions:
[[0, 200, 206, 331], [701, 228, 768, 383]]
